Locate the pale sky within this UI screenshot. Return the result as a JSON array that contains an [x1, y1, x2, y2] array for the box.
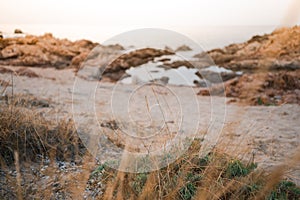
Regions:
[[1, 0, 300, 27], [1, 0, 300, 48]]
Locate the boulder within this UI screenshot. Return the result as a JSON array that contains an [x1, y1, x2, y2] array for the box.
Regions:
[[14, 29, 23, 34], [175, 45, 192, 52]]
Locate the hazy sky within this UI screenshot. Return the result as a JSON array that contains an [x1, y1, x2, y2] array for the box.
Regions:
[[1, 0, 299, 49], [1, 0, 300, 27]]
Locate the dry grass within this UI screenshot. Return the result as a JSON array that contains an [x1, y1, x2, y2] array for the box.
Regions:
[[0, 95, 90, 199], [87, 139, 300, 200], [0, 104, 85, 166], [0, 94, 299, 199]]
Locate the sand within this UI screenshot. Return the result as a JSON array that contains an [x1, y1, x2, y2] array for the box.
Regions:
[[0, 66, 299, 182]]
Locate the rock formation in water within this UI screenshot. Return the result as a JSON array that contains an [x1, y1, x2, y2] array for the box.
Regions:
[[102, 48, 174, 81]]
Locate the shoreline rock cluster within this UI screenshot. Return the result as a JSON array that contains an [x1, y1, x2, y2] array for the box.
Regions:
[[0, 33, 98, 69], [196, 26, 300, 72], [1, 26, 300, 105], [196, 26, 300, 105], [224, 71, 300, 105], [102, 48, 174, 81]]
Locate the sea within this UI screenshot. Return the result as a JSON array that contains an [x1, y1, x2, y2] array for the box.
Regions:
[[0, 24, 277, 51]]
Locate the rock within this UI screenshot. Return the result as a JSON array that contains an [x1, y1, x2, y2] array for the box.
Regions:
[[163, 60, 194, 69], [0, 34, 98, 69], [195, 26, 300, 72], [16, 67, 39, 78], [0, 66, 14, 74], [14, 29, 23, 34], [224, 70, 300, 105], [193, 26, 300, 105], [194, 79, 210, 87], [199, 67, 239, 83], [197, 89, 210, 96], [101, 48, 174, 81], [151, 76, 169, 85], [164, 46, 174, 52], [175, 45, 192, 52], [0, 44, 22, 59], [71, 51, 89, 67], [106, 44, 124, 51], [30, 99, 49, 107]]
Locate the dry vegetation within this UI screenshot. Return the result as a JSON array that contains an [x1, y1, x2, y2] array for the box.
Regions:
[[0, 95, 89, 199], [88, 139, 300, 200], [0, 94, 299, 199]]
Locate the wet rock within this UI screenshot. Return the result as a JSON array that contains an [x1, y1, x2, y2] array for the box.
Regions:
[[101, 48, 174, 81], [151, 76, 169, 85], [199, 69, 238, 83], [163, 60, 194, 68]]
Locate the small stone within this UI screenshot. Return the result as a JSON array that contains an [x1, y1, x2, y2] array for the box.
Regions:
[[14, 29, 23, 34], [52, 182, 60, 187], [274, 95, 282, 100], [197, 89, 210, 96]]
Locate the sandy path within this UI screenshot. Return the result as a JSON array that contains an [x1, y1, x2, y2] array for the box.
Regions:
[[0, 66, 299, 182]]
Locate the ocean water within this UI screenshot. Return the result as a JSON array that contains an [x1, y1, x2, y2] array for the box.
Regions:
[[0, 24, 277, 51]]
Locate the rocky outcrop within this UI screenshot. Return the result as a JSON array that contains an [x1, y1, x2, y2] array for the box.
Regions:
[[102, 48, 174, 81], [195, 26, 300, 72], [175, 45, 192, 52], [195, 26, 300, 105], [0, 33, 98, 69], [197, 70, 300, 105], [224, 70, 300, 105]]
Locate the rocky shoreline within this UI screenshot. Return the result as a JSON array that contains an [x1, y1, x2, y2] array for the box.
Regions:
[[200, 26, 300, 72], [195, 26, 300, 105], [1, 26, 300, 105], [0, 33, 97, 69]]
